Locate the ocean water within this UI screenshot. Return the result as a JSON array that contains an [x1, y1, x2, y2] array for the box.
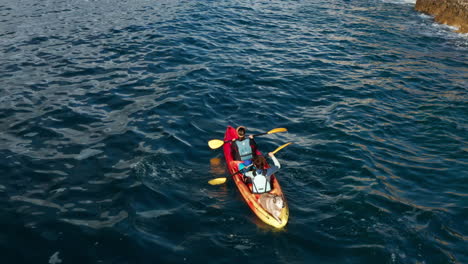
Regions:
[[0, 0, 467, 263]]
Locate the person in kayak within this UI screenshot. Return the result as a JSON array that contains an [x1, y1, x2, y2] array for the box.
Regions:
[[243, 152, 280, 194], [231, 126, 259, 164]]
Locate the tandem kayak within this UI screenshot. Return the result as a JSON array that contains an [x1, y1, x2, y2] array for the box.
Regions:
[[223, 126, 289, 228]]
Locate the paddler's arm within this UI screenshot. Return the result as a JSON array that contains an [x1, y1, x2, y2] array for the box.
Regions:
[[266, 152, 280, 177], [249, 135, 261, 156], [269, 152, 280, 168]]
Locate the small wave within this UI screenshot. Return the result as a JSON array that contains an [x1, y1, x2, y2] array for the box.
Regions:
[[60, 210, 128, 229], [136, 208, 176, 219], [10, 196, 66, 212], [48, 252, 62, 264], [75, 148, 103, 160], [133, 153, 193, 192]]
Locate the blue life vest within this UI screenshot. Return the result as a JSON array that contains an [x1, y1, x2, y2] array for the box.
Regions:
[[235, 139, 253, 161]]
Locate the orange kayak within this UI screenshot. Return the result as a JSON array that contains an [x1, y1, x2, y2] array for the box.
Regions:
[[223, 126, 289, 228]]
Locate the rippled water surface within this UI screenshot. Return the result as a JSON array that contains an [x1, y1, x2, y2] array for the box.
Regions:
[[1, 0, 467, 263]]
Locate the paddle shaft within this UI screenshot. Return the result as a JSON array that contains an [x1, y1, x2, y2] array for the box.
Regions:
[[229, 164, 253, 177], [227, 128, 287, 142], [208, 142, 292, 185], [221, 152, 278, 184], [229, 143, 290, 177], [229, 128, 285, 141], [208, 128, 287, 150], [224, 134, 258, 144]]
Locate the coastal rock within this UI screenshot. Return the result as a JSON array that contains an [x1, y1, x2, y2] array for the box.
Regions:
[[415, 0, 468, 33]]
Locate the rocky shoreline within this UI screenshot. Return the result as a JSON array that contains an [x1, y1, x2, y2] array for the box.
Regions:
[[415, 0, 468, 33]]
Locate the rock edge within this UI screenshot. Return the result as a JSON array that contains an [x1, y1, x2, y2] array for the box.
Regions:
[[415, 0, 468, 33]]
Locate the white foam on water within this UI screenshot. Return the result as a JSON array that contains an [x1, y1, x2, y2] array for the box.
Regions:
[[382, 0, 416, 4], [418, 13, 431, 19], [431, 23, 468, 47], [398, 0, 416, 4], [432, 22, 460, 32], [416, 12, 468, 48]]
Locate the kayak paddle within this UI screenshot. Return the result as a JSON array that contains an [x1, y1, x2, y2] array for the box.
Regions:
[[207, 128, 287, 150], [208, 142, 293, 185], [270, 142, 292, 155], [208, 164, 253, 185]]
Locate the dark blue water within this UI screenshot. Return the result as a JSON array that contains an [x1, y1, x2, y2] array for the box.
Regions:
[[1, 0, 467, 263]]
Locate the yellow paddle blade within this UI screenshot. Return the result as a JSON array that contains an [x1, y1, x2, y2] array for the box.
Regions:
[[208, 177, 227, 185], [267, 127, 287, 134], [271, 142, 292, 155], [208, 139, 224, 149]]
